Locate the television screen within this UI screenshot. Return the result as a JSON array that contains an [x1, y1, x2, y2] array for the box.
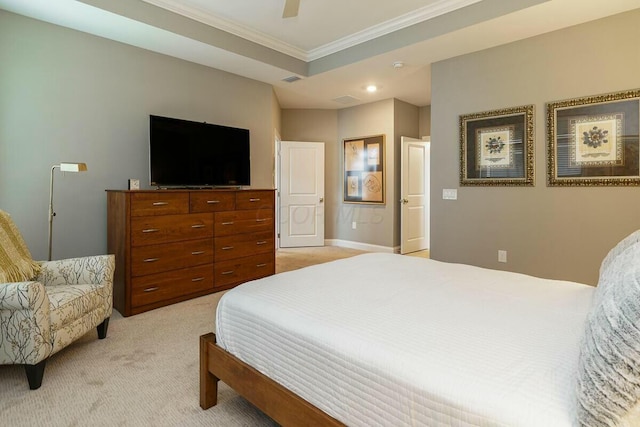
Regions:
[[149, 115, 250, 187]]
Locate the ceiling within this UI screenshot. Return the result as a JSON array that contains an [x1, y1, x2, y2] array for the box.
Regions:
[[1, 0, 639, 109]]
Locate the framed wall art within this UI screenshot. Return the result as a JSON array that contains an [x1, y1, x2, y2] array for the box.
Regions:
[[343, 134, 385, 204], [460, 105, 534, 186], [547, 89, 640, 186]]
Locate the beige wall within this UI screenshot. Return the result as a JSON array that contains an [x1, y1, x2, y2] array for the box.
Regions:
[[0, 11, 277, 260], [271, 88, 282, 188], [281, 100, 421, 249], [419, 105, 431, 138], [283, 100, 406, 249], [337, 100, 396, 249], [430, 10, 640, 285]]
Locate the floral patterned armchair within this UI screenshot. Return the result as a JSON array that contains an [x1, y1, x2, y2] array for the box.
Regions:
[[0, 211, 114, 389]]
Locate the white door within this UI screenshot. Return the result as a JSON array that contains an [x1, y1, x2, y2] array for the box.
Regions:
[[400, 136, 430, 254], [279, 141, 325, 247]]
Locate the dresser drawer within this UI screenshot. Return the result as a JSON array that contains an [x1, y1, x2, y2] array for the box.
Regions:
[[131, 264, 213, 307], [214, 231, 274, 261], [214, 210, 274, 237], [131, 238, 213, 277], [190, 191, 235, 213], [131, 193, 189, 216], [131, 213, 213, 246], [235, 190, 274, 210], [214, 253, 275, 288]]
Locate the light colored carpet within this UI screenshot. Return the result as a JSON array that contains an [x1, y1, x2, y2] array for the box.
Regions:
[[276, 245, 367, 272], [0, 246, 365, 426], [405, 249, 430, 259]]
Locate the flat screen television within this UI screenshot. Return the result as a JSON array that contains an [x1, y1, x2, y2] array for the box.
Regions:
[[149, 115, 250, 187]]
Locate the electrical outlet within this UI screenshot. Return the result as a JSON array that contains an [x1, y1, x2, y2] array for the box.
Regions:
[[352, 221, 357, 229], [442, 189, 457, 200], [498, 250, 507, 263]]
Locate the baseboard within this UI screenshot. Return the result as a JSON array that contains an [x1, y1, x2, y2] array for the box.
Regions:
[[325, 239, 400, 254]]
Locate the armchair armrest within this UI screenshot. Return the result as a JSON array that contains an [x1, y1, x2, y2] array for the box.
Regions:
[[0, 281, 52, 365], [0, 281, 48, 311], [37, 255, 115, 287]]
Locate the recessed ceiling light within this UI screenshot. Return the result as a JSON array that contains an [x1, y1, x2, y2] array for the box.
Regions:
[[393, 61, 404, 69], [366, 85, 377, 93]]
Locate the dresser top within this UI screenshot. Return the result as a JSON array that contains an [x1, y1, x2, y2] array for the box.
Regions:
[[106, 188, 275, 193]]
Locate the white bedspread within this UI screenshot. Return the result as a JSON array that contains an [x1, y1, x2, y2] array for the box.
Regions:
[[216, 253, 594, 426]]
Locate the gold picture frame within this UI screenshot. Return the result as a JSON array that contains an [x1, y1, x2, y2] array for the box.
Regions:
[[547, 89, 640, 186], [460, 105, 534, 186], [343, 134, 385, 204]]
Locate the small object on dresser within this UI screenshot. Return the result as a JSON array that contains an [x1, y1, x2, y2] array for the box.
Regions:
[[128, 179, 140, 190]]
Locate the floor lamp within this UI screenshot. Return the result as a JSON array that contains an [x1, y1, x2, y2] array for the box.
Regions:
[[48, 162, 88, 261]]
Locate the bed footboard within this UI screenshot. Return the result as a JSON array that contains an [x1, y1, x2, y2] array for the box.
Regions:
[[199, 332, 344, 426], [199, 333, 219, 409]]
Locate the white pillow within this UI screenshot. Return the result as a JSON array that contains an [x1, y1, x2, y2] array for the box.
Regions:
[[576, 239, 640, 426], [599, 230, 640, 281]]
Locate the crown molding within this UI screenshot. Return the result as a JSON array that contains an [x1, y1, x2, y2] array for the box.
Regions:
[[141, 0, 308, 60], [308, 0, 482, 60], [142, 0, 481, 62]]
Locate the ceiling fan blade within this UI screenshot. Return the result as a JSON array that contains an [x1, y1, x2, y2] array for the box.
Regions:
[[282, 0, 300, 18]]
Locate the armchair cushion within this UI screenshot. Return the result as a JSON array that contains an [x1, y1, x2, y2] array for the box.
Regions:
[[47, 284, 106, 331], [0, 210, 40, 283]]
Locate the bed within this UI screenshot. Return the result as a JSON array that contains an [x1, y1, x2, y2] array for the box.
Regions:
[[200, 231, 640, 427]]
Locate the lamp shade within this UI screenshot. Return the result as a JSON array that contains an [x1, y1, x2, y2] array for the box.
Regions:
[[59, 162, 88, 172]]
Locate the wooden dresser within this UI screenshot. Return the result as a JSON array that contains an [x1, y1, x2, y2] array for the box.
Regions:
[[106, 189, 275, 316]]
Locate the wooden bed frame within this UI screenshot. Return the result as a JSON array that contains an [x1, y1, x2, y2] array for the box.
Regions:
[[199, 332, 345, 426]]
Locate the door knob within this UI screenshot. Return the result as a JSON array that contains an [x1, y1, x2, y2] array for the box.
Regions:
[[399, 198, 408, 204], [319, 197, 324, 203]]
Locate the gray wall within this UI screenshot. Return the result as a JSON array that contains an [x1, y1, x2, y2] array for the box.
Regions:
[[430, 9, 640, 285], [0, 11, 277, 260]]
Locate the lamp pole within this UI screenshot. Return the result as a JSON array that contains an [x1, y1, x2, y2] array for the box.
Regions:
[[47, 162, 88, 261], [48, 165, 59, 261]]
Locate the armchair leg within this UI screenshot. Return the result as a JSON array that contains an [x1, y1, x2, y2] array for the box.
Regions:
[[97, 317, 110, 339], [25, 359, 47, 390]]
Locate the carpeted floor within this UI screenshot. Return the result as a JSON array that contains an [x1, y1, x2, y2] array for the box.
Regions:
[[0, 246, 367, 426]]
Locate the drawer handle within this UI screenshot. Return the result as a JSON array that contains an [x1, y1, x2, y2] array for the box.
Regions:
[[143, 258, 159, 263], [191, 251, 205, 255], [221, 270, 234, 275], [256, 263, 267, 268], [142, 228, 160, 233], [256, 241, 267, 245], [222, 246, 234, 251], [249, 198, 261, 202], [256, 218, 268, 223], [222, 221, 234, 226], [191, 277, 205, 282], [191, 224, 205, 229], [152, 201, 169, 206], [206, 200, 220, 204], [143, 287, 159, 293]]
